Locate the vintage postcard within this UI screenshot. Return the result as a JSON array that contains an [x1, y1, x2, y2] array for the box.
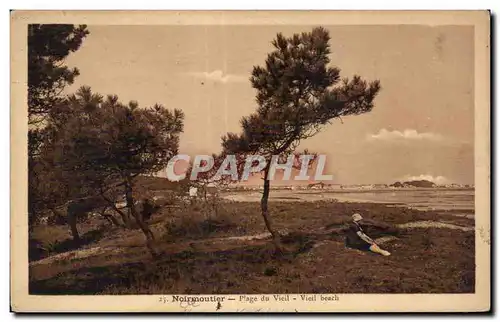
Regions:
[[11, 10, 490, 312]]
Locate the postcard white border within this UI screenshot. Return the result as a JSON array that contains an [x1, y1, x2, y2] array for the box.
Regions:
[[10, 10, 491, 312]]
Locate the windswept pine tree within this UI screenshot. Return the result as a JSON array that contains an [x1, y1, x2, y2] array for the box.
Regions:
[[221, 27, 381, 249]]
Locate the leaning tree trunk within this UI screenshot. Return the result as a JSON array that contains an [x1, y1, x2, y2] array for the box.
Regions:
[[111, 203, 133, 228], [99, 206, 122, 226], [67, 201, 81, 245], [261, 166, 282, 251], [125, 178, 158, 258], [118, 210, 133, 228], [99, 189, 133, 228]]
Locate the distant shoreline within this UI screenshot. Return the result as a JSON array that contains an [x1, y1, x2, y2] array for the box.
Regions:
[[296, 187, 475, 194], [224, 187, 475, 194]]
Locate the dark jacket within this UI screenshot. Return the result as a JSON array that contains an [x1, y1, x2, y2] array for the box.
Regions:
[[345, 221, 372, 248]]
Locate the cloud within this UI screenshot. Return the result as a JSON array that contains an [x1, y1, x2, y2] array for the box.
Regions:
[[187, 70, 248, 84], [401, 174, 449, 185], [368, 128, 444, 141]]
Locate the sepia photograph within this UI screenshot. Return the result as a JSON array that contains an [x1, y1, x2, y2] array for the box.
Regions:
[[10, 10, 490, 312]]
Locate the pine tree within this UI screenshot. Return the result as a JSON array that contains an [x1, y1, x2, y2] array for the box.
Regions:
[[221, 27, 381, 248], [28, 24, 89, 228], [49, 86, 184, 255], [28, 24, 88, 125]]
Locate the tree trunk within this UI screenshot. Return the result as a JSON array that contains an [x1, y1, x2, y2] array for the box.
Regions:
[[100, 206, 121, 226], [102, 213, 121, 226], [261, 165, 282, 251], [67, 202, 81, 245], [100, 191, 132, 228], [125, 178, 158, 258], [212, 193, 219, 217], [117, 208, 133, 228]]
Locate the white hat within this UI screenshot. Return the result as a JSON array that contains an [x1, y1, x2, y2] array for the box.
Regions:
[[352, 213, 363, 222]]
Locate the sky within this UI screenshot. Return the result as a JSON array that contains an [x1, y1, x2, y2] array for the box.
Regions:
[[64, 24, 474, 185]]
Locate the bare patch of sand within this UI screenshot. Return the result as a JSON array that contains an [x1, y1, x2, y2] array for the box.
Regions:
[[30, 246, 125, 267], [397, 220, 473, 231]]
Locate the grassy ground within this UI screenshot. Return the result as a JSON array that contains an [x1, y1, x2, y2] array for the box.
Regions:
[[29, 198, 475, 294]]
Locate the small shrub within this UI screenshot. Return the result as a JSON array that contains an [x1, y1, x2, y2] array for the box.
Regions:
[[460, 233, 475, 250], [459, 271, 475, 291], [41, 239, 61, 253], [264, 266, 278, 276], [48, 214, 67, 225], [422, 234, 435, 250]]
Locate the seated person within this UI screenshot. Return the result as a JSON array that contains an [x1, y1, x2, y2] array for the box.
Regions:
[[345, 213, 391, 256]]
